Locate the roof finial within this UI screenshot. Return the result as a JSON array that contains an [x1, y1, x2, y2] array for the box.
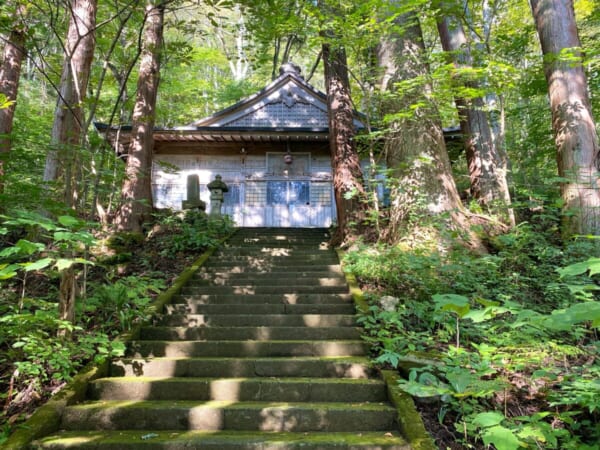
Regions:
[[279, 62, 303, 79]]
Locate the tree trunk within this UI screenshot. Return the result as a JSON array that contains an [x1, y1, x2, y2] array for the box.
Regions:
[[530, 0, 600, 236], [377, 10, 482, 249], [0, 7, 26, 195], [57, 266, 76, 336], [43, 0, 97, 209], [322, 41, 368, 245], [436, 12, 515, 226], [115, 1, 165, 233]]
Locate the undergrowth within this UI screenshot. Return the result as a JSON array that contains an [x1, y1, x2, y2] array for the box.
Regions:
[[0, 209, 233, 443], [345, 209, 600, 450]]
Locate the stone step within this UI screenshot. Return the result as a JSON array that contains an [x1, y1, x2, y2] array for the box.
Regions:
[[188, 277, 348, 288], [60, 401, 397, 432], [127, 340, 368, 358], [89, 377, 387, 402], [109, 356, 374, 378], [206, 254, 340, 261], [157, 313, 357, 327], [170, 293, 353, 305], [213, 245, 337, 258], [163, 303, 356, 315], [179, 285, 350, 295], [33, 430, 410, 449], [224, 241, 331, 248], [140, 326, 361, 341], [195, 269, 345, 279], [199, 264, 343, 273]]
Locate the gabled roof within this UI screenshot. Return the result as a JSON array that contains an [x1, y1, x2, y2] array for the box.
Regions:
[[178, 63, 364, 131], [95, 63, 366, 150]]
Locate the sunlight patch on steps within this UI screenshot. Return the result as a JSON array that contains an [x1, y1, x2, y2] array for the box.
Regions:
[[209, 378, 246, 401]]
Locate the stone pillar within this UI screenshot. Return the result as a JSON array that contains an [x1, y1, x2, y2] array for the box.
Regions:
[[182, 174, 206, 211], [207, 174, 229, 217]]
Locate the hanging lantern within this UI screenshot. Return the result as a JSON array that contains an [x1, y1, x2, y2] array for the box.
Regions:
[[284, 142, 293, 164]]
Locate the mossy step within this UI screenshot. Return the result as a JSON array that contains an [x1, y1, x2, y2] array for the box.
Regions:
[[215, 247, 336, 255], [162, 303, 356, 315], [127, 340, 368, 358], [205, 256, 340, 264], [157, 313, 357, 327], [178, 286, 351, 298], [34, 430, 410, 449], [221, 242, 332, 248], [170, 292, 353, 305], [195, 270, 345, 279], [140, 326, 361, 341], [187, 277, 348, 287], [60, 400, 397, 432], [156, 312, 356, 327], [89, 377, 387, 402], [110, 356, 373, 378], [198, 264, 343, 273]]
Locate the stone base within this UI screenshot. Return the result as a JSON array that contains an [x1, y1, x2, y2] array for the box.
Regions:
[[182, 200, 206, 211]]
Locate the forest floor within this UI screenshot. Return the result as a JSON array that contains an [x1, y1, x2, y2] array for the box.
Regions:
[[0, 216, 220, 442]]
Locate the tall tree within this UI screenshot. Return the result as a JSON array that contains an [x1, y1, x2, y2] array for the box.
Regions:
[[0, 3, 27, 195], [115, 0, 165, 232], [377, 7, 482, 249], [436, 5, 515, 226], [530, 0, 600, 236], [322, 41, 368, 244], [43, 0, 98, 209]]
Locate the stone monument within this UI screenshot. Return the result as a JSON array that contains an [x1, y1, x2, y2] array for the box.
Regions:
[[182, 174, 206, 211]]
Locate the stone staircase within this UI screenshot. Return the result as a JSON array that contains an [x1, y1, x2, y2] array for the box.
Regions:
[[34, 228, 411, 449]]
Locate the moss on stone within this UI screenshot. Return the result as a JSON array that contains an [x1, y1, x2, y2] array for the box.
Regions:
[[335, 249, 369, 314], [381, 370, 437, 450], [34, 430, 410, 449]]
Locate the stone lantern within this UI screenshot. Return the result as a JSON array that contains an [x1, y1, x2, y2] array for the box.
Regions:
[[207, 174, 229, 217]]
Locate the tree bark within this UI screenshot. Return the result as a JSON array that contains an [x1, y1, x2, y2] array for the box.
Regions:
[[43, 0, 97, 209], [377, 10, 482, 249], [115, 1, 165, 233], [530, 0, 600, 236], [436, 12, 515, 226], [0, 6, 26, 195], [322, 41, 368, 245]]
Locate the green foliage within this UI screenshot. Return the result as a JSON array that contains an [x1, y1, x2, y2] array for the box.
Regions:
[[155, 211, 234, 257], [346, 211, 600, 448], [106, 232, 145, 254], [81, 276, 165, 333], [0, 296, 125, 390]]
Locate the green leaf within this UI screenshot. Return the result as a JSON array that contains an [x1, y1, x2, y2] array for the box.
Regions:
[[558, 258, 600, 278], [0, 246, 22, 258], [16, 239, 44, 255], [471, 411, 505, 428], [0, 263, 20, 279], [434, 294, 471, 318], [22, 257, 53, 272], [517, 425, 548, 443], [482, 425, 523, 450], [57, 215, 82, 228], [54, 259, 75, 271], [53, 231, 76, 242]]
